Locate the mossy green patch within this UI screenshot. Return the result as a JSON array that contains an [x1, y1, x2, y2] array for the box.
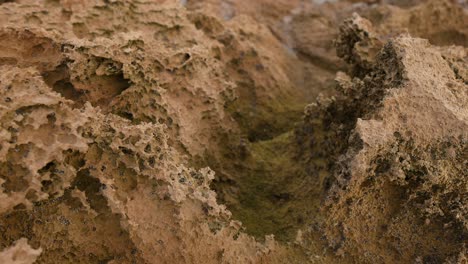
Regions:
[[226, 131, 320, 241], [191, 82, 330, 242], [225, 85, 306, 142]]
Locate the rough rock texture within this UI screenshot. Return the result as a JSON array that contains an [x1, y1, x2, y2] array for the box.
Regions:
[[298, 14, 467, 263], [0, 64, 283, 263], [0, 238, 41, 264], [0, 0, 467, 263], [0, 1, 296, 263]]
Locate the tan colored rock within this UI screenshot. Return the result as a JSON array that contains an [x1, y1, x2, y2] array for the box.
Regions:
[[0, 238, 42, 264], [299, 13, 468, 263], [0, 0, 466, 263]]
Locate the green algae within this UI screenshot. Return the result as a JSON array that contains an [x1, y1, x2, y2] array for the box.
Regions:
[[189, 73, 331, 242], [230, 131, 304, 241], [196, 120, 329, 241], [225, 84, 307, 142]]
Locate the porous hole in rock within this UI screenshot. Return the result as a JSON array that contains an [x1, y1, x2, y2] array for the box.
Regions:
[[76, 57, 132, 110], [42, 63, 85, 107]]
